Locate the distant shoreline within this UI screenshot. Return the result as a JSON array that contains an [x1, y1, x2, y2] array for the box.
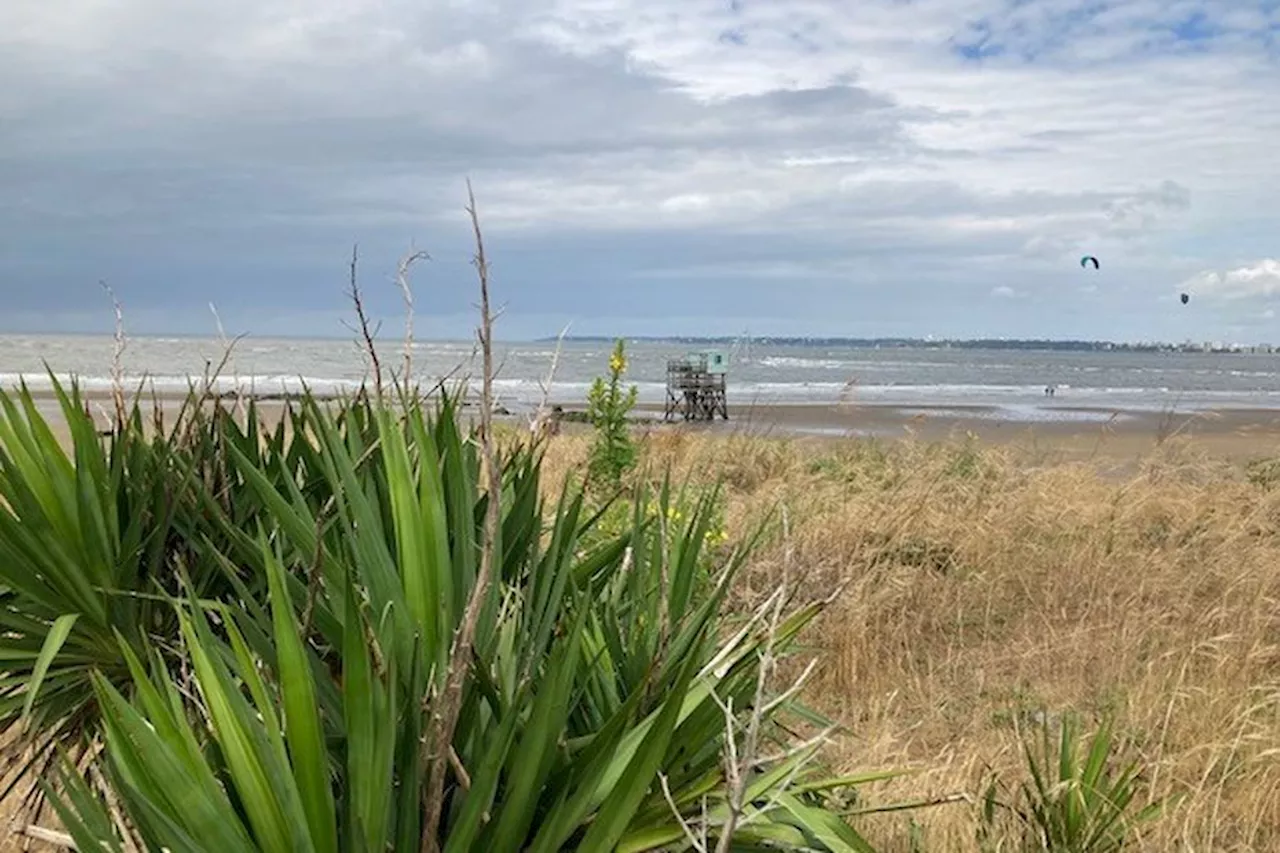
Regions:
[[543, 336, 1280, 355], [1, 330, 1275, 354]]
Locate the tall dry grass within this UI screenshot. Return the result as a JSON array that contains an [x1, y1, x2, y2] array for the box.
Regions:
[[541, 428, 1280, 852]]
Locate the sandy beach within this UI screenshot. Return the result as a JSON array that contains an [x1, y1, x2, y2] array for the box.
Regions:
[[628, 401, 1280, 463]]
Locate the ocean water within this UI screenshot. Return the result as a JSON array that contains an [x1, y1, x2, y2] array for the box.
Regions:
[[3, 334, 1280, 421]]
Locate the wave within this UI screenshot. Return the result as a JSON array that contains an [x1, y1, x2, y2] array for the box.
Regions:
[[0, 372, 365, 398], [6, 372, 1280, 412], [756, 356, 850, 370]]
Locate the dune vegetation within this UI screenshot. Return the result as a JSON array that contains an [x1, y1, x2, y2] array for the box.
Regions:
[[544, 413, 1280, 851]]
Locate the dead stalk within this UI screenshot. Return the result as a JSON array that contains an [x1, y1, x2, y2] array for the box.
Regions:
[[714, 505, 793, 853], [88, 760, 140, 853], [419, 181, 501, 853], [661, 773, 709, 852], [17, 826, 75, 850], [395, 248, 431, 396], [530, 321, 572, 440], [201, 310, 248, 403], [100, 281, 127, 430], [343, 243, 384, 398], [208, 302, 245, 418]]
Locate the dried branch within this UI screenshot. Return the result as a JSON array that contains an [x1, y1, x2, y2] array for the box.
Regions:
[[208, 301, 245, 416], [530, 321, 571, 441], [661, 773, 708, 852], [100, 281, 127, 431], [88, 759, 140, 853], [17, 826, 75, 850], [200, 304, 249, 403], [420, 180, 501, 853], [394, 247, 431, 397], [344, 243, 383, 397], [714, 506, 793, 853]]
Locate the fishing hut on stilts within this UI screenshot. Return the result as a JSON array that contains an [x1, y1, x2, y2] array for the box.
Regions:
[[664, 349, 729, 422]]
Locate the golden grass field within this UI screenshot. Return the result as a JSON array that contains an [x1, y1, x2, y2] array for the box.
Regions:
[[537, 426, 1280, 852]]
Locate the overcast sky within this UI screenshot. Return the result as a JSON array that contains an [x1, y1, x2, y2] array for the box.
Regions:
[[2, 0, 1279, 342]]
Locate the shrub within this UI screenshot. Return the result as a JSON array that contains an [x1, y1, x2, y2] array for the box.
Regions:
[[40, 388, 885, 852], [586, 338, 639, 491]]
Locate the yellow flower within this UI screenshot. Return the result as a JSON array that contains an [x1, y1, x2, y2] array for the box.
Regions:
[[610, 353, 627, 374]]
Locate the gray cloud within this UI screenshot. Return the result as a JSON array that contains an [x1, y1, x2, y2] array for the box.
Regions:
[[1, 0, 1278, 341]]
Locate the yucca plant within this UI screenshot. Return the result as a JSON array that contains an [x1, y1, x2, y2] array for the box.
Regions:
[[49, 388, 884, 851], [0, 375, 261, 805], [978, 713, 1169, 852]]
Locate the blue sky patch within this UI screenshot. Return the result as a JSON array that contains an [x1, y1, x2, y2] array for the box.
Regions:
[[1171, 11, 1218, 44]]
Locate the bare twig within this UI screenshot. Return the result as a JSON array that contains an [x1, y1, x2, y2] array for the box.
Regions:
[[394, 247, 431, 397], [448, 746, 472, 792], [714, 506, 792, 853], [208, 301, 246, 417], [420, 181, 502, 853], [200, 307, 249, 403], [344, 243, 383, 397], [530, 321, 572, 441], [300, 506, 331, 638], [660, 773, 708, 852], [17, 826, 75, 850], [100, 281, 127, 430], [88, 759, 140, 853]]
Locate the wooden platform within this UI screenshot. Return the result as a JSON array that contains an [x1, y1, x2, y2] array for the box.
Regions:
[[664, 356, 728, 422]]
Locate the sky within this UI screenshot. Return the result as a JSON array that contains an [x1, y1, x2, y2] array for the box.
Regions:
[[2, 0, 1279, 343]]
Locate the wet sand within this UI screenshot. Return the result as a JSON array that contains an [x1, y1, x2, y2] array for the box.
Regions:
[[631, 402, 1280, 463]]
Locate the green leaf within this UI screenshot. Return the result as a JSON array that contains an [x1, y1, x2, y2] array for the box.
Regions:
[[266, 542, 338, 853], [20, 612, 79, 722], [576, 636, 704, 852]]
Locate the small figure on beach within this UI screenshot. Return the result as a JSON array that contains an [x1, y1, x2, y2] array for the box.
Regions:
[[1044, 385, 1057, 397]]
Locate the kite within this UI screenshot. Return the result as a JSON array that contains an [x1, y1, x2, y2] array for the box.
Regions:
[[1080, 255, 1100, 270]]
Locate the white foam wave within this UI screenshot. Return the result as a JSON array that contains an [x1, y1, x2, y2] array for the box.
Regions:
[[757, 356, 849, 370], [6, 372, 1280, 413]]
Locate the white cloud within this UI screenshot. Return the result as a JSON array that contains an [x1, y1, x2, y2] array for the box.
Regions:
[[991, 285, 1017, 298], [1182, 259, 1280, 301], [0, 0, 1278, 340]]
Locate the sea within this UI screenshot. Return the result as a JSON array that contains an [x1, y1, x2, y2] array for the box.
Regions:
[[3, 334, 1280, 424]]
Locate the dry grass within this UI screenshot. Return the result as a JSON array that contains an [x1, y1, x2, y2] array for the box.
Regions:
[[541, 428, 1280, 852]]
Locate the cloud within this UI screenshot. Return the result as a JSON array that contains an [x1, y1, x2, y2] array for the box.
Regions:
[[991, 285, 1017, 298], [0, 0, 1278, 340], [1182, 259, 1280, 301]]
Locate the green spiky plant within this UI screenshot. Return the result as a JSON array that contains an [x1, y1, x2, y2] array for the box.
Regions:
[[44, 388, 888, 852], [977, 713, 1170, 853], [0, 373, 280, 812]]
